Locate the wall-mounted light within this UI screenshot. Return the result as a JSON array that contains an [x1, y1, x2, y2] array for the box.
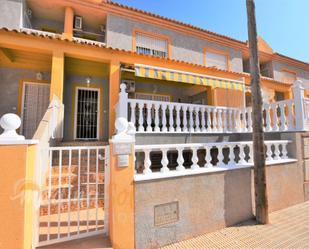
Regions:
[[36, 72, 43, 81], [86, 76, 92, 87]]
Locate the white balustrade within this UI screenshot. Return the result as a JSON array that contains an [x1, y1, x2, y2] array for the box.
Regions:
[[135, 140, 292, 175], [121, 80, 307, 134]]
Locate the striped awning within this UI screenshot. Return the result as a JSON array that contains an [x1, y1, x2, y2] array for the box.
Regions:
[[135, 64, 245, 91]]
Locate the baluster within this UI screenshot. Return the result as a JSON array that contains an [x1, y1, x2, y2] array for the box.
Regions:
[[138, 102, 144, 132], [281, 142, 288, 159], [247, 108, 253, 132], [161, 104, 168, 132], [248, 143, 253, 164], [273, 142, 281, 160], [217, 109, 223, 132], [154, 103, 160, 132], [168, 104, 175, 132], [222, 109, 227, 132], [227, 109, 232, 132], [239, 144, 246, 164], [146, 103, 152, 132], [201, 107, 206, 132], [161, 148, 170, 173], [242, 109, 248, 132], [236, 110, 241, 132], [143, 149, 152, 174], [182, 106, 188, 132], [205, 145, 213, 167], [176, 147, 185, 171], [206, 108, 212, 132], [212, 109, 217, 132], [217, 145, 225, 167], [175, 105, 182, 132], [228, 145, 236, 167], [287, 101, 294, 130], [189, 106, 195, 133], [195, 107, 201, 132], [266, 143, 273, 161], [232, 110, 237, 132], [130, 102, 136, 130], [191, 147, 199, 169], [272, 104, 279, 131], [279, 103, 287, 131], [264, 104, 271, 131]]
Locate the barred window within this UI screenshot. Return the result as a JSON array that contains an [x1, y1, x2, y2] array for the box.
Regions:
[[136, 33, 168, 58]]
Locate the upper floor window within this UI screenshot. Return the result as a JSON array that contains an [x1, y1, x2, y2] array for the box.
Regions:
[[205, 50, 229, 70], [135, 32, 168, 58], [282, 69, 297, 84]]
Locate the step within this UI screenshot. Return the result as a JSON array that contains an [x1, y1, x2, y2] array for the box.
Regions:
[[46, 172, 104, 186], [40, 198, 104, 216], [41, 184, 104, 200]]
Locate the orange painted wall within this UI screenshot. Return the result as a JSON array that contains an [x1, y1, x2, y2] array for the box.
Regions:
[[109, 145, 135, 249], [0, 144, 37, 249]]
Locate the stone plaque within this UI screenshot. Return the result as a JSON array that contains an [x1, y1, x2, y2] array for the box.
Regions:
[[154, 201, 179, 227]]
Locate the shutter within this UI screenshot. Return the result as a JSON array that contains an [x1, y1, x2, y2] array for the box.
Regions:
[[206, 52, 228, 70], [136, 33, 168, 57]]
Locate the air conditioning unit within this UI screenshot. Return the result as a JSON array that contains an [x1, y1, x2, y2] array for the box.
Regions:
[[74, 16, 83, 30], [122, 80, 135, 93]]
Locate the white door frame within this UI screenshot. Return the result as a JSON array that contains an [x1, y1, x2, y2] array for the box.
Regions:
[[73, 87, 100, 140], [20, 81, 50, 135]]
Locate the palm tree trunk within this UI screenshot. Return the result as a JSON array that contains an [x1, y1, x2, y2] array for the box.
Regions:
[[246, 0, 269, 224]]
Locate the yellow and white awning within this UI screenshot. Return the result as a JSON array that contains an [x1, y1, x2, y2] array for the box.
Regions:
[[135, 64, 245, 91]]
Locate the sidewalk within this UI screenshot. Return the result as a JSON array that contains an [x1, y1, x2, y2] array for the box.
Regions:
[[162, 201, 309, 249]]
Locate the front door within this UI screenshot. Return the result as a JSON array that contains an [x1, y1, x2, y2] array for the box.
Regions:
[[21, 82, 50, 139], [74, 88, 100, 140]]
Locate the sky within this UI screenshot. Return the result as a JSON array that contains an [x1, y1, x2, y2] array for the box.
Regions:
[[113, 0, 309, 63]]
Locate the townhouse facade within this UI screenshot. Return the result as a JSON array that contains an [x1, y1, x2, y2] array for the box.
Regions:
[[0, 0, 309, 249]]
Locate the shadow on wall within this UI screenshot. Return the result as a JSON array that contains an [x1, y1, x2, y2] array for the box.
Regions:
[[224, 168, 254, 226]]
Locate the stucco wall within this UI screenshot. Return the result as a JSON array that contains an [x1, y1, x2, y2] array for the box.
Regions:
[[135, 132, 304, 249], [107, 14, 243, 72], [62, 74, 109, 141], [135, 161, 304, 249], [272, 61, 309, 88], [0, 0, 23, 29], [0, 66, 51, 119]]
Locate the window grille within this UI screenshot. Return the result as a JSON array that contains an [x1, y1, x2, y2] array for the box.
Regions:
[[135, 92, 170, 102], [136, 33, 168, 58], [75, 88, 100, 139], [205, 52, 228, 70]]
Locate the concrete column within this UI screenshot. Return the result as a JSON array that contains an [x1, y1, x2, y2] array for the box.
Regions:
[[50, 50, 64, 102], [109, 60, 121, 137], [62, 6, 74, 40], [293, 80, 305, 131]]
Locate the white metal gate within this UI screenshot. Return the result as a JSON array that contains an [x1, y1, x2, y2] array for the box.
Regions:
[[36, 145, 109, 247], [21, 82, 50, 139]]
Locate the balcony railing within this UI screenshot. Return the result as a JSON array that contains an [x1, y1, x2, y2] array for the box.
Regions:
[[117, 80, 308, 134], [134, 140, 294, 178]]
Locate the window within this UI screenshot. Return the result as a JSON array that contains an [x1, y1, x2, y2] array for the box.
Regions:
[[274, 91, 285, 101], [135, 33, 168, 58], [282, 70, 296, 84], [205, 51, 228, 70]]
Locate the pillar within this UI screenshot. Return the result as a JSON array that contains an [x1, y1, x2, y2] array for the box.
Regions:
[[50, 50, 64, 102], [62, 6, 74, 40], [0, 143, 37, 249], [109, 60, 121, 137]]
